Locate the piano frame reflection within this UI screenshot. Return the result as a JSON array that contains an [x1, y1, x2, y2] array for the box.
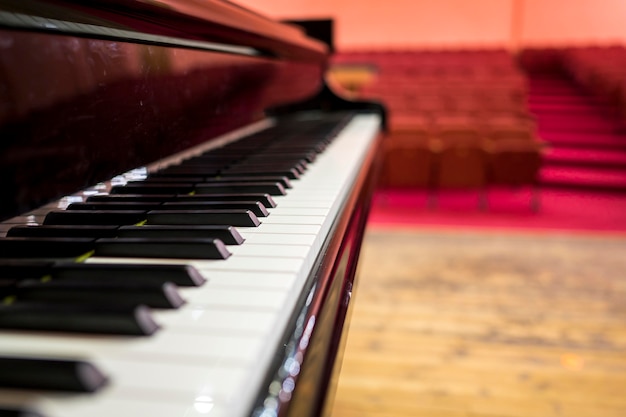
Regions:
[[0, 1, 386, 416]]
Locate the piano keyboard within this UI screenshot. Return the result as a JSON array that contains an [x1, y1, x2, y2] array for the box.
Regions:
[[0, 112, 381, 417]]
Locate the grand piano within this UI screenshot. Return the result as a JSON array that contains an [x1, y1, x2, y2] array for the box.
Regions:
[[0, 1, 385, 416]]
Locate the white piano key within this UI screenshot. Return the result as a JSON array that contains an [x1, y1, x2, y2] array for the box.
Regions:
[[198, 270, 298, 289], [236, 224, 321, 235], [265, 207, 330, 216], [260, 215, 326, 225], [227, 243, 311, 257], [238, 232, 316, 246], [47, 395, 230, 417], [0, 392, 230, 417], [0, 330, 261, 360], [156, 306, 278, 333], [181, 286, 288, 310]]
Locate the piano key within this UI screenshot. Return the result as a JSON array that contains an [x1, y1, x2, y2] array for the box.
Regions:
[[0, 303, 159, 335], [146, 210, 260, 227], [94, 238, 231, 260], [87, 194, 177, 203], [157, 305, 279, 333], [219, 168, 301, 179], [175, 193, 277, 208], [175, 270, 297, 290], [200, 175, 292, 189], [0, 238, 95, 259], [194, 182, 286, 196], [0, 262, 205, 287], [259, 215, 326, 225], [0, 260, 204, 287], [87, 193, 277, 208], [0, 330, 266, 368], [5, 224, 245, 247], [49, 263, 205, 287], [0, 393, 228, 417], [149, 166, 221, 176], [117, 225, 244, 245], [0, 356, 108, 392], [226, 243, 310, 258], [11, 280, 185, 309], [66, 202, 162, 211], [110, 184, 194, 195], [0, 260, 54, 279], [161, 201, 269, 217], [0, 406, 46, 417], [6, 226, 120, 239], [227, 163, 305, 175], [43, 211, 147, 226], [141, 176, 206, 183]]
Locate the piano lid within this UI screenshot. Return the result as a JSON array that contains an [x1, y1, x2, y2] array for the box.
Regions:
[[0, 0, 329, 221], [0, 0, 328, 60]]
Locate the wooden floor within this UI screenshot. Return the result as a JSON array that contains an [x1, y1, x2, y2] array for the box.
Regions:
[[328, 229, 626, 417]]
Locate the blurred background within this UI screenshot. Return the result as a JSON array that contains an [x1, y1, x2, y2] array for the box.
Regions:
[[235, 2, 626, 417]]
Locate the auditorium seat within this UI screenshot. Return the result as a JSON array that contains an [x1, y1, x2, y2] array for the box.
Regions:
[[486, 139, 543, 210]]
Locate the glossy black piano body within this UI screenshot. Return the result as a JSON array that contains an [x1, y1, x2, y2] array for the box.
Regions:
[[0, 1, 385, 416]]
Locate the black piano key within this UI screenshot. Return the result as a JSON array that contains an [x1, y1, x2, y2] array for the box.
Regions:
[[110, 183, 194, 194], [232, 162, 305, 174], [244, 156, 309, 168], [0, 260, 205, 287], [162, 201, 269, 217], [7, 225, 120, 238], [95, 237, 231, 259], [0, 356, 108, 393], [117, 225, 244, 245], [51, 263, 206, 287], [175, 193, 277, 208], [0, 238, 95, 258], [194, 182, 286, 196], [220, 168, 301, 179], [87, 194, 176, 203], [142, 176, 205, 183], [44, 210, 147, 225], [0, 259, 54, 280], [253, 150, 317, 163], [86, 193, 277, 208], [151, 166, 221, 176], [67, 201, 163, 211], [0, 303, 159, 335], [12, 280, 184, 309], [201, 176, 292, 189], [0, 406, 46, 417], [147, 209, 261, 227]]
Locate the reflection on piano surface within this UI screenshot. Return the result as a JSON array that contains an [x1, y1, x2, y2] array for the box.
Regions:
[[0, 1, 385, 416]]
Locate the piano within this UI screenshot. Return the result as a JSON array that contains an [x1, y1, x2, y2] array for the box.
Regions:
[[0, 1, 385, 416]]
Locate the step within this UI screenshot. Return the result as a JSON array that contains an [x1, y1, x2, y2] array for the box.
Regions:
[[540, 131, 626, 150], [535, 115, 620, 133], [540, 166, 626, 192], [543, 147, 626, 169], [528, 102, 613, 116]]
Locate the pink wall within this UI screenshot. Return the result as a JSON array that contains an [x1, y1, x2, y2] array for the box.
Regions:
[[237, 0, 512, 50], [521, 0, 626, 46], [235, 0, 626, 50]]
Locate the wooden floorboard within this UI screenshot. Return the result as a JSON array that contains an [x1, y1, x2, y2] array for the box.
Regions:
[[328, 229, 626, 417]]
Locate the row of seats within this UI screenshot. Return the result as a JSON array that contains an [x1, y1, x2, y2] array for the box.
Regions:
[[330, 49, 543, 208]]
